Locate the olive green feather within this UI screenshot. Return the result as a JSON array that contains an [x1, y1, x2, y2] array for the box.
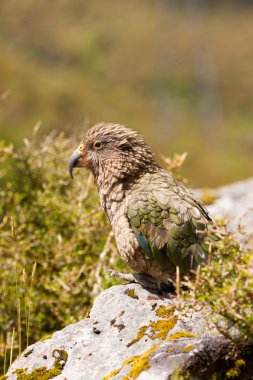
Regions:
[[127, 180, 211, 273]]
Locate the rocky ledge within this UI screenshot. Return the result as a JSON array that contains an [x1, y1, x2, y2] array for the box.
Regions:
[[4, 284, 253, 380], [4, 178, 253, 380]]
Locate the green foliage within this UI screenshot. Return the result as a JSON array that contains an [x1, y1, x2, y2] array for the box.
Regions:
[[193, 223, 253, 342], [0, 131, 126, 372]]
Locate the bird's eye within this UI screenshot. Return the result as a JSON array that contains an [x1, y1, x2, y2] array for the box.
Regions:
[[93, 140, 102, 149]]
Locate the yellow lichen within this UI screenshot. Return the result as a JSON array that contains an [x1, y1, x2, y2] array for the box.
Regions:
[[166, 347, 176, 353], [125, 288, 139, 300], [39, 333, 53, 342], [84, 307, 91, 318], [127, 325, 148, 347], [102, 344, 159, 380], [235, 359, 245, 368], [102, 368, 122, 380], [182, 344, 196, 353], [12, 349, 68, 380], [155, 305, 175, 318], [151, 317, 178, 339], [168, 331, 196, 341], [226, 368, 239, 378], [127, 316, 178, 347], [225, 359, 246, 379]]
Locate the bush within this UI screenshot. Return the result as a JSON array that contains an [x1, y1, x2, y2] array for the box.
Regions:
[[193, 223, 253, 342], [0, 130, 126, 371]]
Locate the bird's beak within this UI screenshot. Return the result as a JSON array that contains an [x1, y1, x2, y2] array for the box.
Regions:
[[68, 149, 84, 179]]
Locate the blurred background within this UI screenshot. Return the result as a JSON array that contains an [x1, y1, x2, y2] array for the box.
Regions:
[[1, 0, 253, 187]]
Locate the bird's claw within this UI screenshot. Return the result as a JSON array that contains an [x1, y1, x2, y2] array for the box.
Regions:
[[106, 270, 165, 291], [106, 270, 136, 282]]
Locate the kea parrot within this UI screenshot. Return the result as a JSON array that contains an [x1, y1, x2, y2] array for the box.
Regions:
[[69, 123, 213, 290]]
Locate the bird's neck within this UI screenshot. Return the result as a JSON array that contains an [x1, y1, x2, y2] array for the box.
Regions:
[[94, 161, 160, 222], [96, 177, 127, 222]]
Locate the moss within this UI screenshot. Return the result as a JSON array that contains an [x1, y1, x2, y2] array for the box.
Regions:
[[23, 349, 33, 358], [52, 349, 68, 368], [225, 368, 239, 378], [13, 366, 62, 380], [211, 374, 217, 380], [225, 359, 246, 379], [39, 334, 53, 342], [235, 359, 245, 368], [12, 349, 68, 380], [168, 331, 196, 341], [155, 305, 175, 318], [13, 369, 28, 374], [171, 368, 190, 380], [182, 344, 196, 353], [127, 316, 178, 347], [125, 288, 139, 300], [102, 343, 159, 380]]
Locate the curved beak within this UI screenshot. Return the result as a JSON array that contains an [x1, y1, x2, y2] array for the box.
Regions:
[[68, 149, 83, 179]]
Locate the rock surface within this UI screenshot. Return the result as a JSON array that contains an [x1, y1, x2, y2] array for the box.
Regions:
[[5, 178, 253, 380], [197, 177, 253, 233], [3, 284, 239, 380]]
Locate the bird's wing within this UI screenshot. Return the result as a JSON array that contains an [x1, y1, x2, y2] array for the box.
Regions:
[[127, 174, 211, 272]]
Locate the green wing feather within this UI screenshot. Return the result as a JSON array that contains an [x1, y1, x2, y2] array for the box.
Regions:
[[127, 175, 211, 273]]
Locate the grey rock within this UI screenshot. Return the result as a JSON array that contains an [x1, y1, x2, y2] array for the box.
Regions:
[[5, 284, 220, 380], [197, 177, 253, 233]]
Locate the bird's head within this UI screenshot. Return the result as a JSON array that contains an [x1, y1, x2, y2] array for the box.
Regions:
[[69, 122, 159, 184]]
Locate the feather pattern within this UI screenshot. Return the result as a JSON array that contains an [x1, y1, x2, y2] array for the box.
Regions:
[[127, 170, 211, 273]]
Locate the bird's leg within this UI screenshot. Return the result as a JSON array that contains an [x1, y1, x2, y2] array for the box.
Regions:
[[106, 270, 159, 290], [133, 273, 160, 290]]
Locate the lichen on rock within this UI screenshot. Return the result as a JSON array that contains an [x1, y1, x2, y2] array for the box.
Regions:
[[125, 288, 139, 300], [102, 343, 159, 380], [4, 284, 253, 380], [10, 349, 68, 380], [127, 315, 178, 347]]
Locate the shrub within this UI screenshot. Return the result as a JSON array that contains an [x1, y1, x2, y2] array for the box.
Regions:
[[0, 130, 126, 371], [193, 222, 253, 342]]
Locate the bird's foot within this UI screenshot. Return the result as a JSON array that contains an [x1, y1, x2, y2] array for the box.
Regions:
[[106, 270, 159, 290], [106, 270, 136, 283]]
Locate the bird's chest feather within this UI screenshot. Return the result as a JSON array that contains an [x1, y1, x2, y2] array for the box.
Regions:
[[111, 202, 139, 262]]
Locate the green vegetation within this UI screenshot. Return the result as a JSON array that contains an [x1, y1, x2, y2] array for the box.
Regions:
[[0, 131, 126, 374], [192, 224, 253, 343]]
